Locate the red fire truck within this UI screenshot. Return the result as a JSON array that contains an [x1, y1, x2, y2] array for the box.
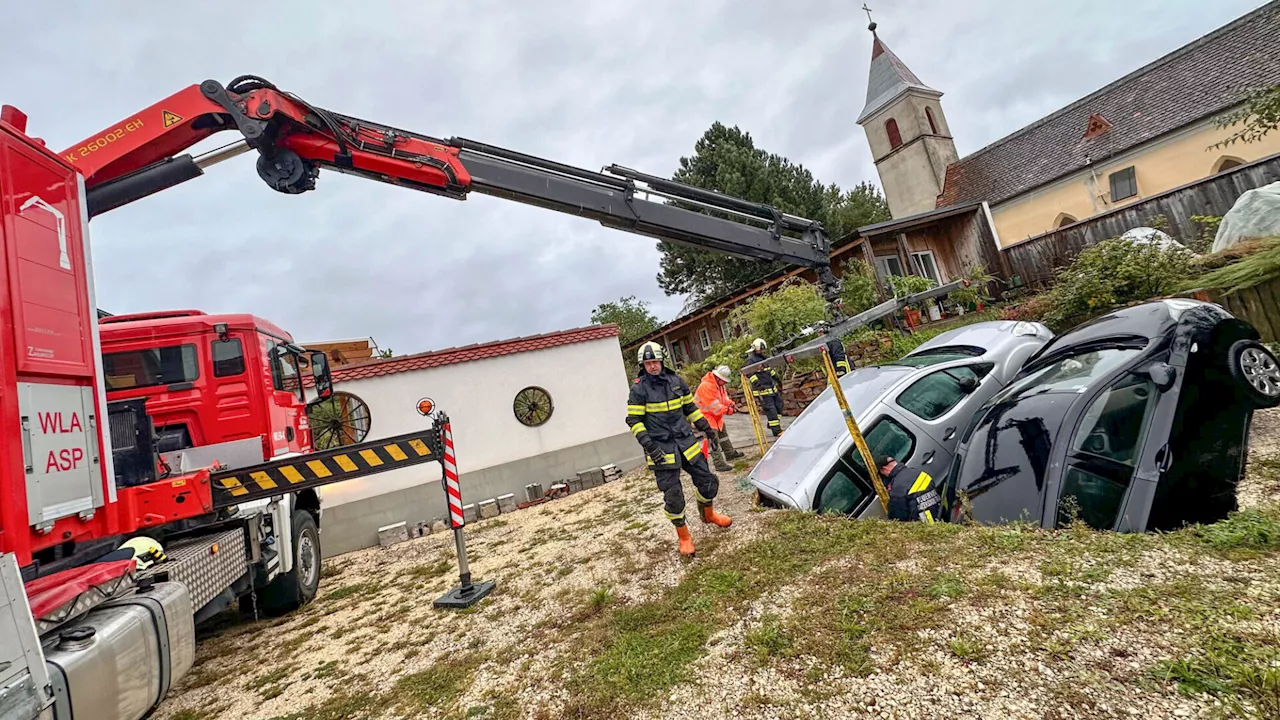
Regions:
[[0, 74, 838, 720]]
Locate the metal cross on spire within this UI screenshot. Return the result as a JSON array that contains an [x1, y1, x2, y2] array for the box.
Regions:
[[862, 3, 878, 32]]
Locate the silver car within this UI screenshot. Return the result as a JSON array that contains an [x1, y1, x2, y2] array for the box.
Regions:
[[749, 320, 1054, 516]]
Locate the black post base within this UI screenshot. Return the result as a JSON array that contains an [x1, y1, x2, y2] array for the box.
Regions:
[[433, 579, 496, 609]]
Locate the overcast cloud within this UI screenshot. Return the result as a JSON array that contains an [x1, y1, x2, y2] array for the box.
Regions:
[[3, 0, 1266, 353]]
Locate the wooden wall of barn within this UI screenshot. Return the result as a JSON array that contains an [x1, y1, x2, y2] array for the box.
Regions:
[[1002, 153, 1280, 288]]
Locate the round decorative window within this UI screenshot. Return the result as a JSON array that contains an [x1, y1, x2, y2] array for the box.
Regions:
[[307, 391, 372, 450], [513, 386, 554, 427]]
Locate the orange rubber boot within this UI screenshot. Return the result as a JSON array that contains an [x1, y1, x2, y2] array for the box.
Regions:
[[676, 525, 696, 557], [701, 504, 733, 528]]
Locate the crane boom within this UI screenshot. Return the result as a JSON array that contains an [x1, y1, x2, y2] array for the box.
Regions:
[[63, 75, 839, 293]]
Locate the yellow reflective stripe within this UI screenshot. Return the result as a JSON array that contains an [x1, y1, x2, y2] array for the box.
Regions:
[[921, 510, 936, 525], [665, 509, 685, 521], [219, 476, 249, 496], [631, 423, 647, 436], [682, 443, 702, 460], [767, 419, 781, 427], [251, 471, 277, 490], [307, 460, 332, 478], [644, 399, 684, 412], [385, 444, 408, 462], [687, 409, 705, 423], [749, 374, 760, 384], [693, 485, 712, 503], [646, 453, 677, 467], [682, 394, 696, 406], [910, 471, 934, 494], [408, 439, 431, 456], [334, 455, 358, 472], [280, 465, 305, 484], [627, 405, 646, 416], [359, 449, 384, 467]]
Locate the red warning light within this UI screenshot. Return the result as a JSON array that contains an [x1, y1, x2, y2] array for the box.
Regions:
[[416, 397, 435, 416]]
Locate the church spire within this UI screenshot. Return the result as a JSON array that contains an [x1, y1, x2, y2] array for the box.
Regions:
[[856, 21, 938, 124]]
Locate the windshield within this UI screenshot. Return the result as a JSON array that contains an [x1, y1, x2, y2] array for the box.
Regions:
[[999, 347, 1142, 401], [104, 345, 199, 390], [885, 346, 984, 368]]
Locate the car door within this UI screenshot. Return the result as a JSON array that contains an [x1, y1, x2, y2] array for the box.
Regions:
[[1047, 369, 1162, 531], [810, 409, 933, 518], [892, 362, 996, 462]]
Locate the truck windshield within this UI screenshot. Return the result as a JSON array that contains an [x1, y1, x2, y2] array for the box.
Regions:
[[103, 344, 199, 390]]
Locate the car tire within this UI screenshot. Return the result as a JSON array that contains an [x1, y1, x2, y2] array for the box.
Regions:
[[259, 510, 321, 615], [1225, 339, 1280, 409]]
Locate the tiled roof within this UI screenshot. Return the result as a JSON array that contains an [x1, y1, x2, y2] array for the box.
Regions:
[[937, 0, 1280, 208], [328, 324, 620, 383], [857, 31, 938, 124]]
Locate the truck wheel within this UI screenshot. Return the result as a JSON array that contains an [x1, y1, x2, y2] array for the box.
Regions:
[[1226, 340, 1280, 409], [260, 511, 321, 615]]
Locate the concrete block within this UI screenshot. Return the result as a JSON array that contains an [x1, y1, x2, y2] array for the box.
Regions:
[[431, 519, 448, 534], [601, 464, 621, 481], [479, 499, 500, 519], [463, 503, 478, 523], [497, 493, 517, 514], [577, 467, 605, 489], [525, 483, 544, 502], [567, 477, 583, 493], [377, 521, 409, 548]]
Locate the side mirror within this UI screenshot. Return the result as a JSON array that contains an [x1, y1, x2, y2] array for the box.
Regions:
[[1137, 362, 1177, 392], [958, 376, 979, 394], [310, 351, 333, 402]]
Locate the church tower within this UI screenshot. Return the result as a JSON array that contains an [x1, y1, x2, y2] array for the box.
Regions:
[[856, 19, 959, 218]]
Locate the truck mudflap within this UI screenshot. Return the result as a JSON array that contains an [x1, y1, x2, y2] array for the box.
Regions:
[[140, 529, 247, 615], [208, 427, 443, 509]]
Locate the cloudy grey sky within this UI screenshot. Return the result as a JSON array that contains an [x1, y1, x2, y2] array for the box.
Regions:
[[4, 0, 1267, 353]]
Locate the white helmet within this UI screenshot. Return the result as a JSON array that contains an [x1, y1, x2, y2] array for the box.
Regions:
[[119, 536, 167, 571], [713, 365, 732, 382], [636, 341, 666, 364], [750, 338, 768, 353]]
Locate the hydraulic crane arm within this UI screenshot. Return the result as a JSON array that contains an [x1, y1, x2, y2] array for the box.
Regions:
[[64, 75, 838, 291]]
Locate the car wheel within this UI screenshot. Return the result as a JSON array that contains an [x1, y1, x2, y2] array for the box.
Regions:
[[259, 510, 321, 615], [1226, 340, 1280, 409]]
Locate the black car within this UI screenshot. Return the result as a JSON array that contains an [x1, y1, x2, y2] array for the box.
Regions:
[[944, 299, 1280, 532]]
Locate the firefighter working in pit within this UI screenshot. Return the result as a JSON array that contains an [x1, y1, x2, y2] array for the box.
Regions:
[[628, 342, 732, 557], [745, 338, 784, 436], [880, 456, 945, 524]]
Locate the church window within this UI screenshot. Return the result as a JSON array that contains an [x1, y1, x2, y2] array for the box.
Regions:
[[1055, 213, 1078, 228], [1109, 166, 1137, 202], [1213, 156, 1244, 174], [926, 107, 939, 135], [886, 118, 903, 150]]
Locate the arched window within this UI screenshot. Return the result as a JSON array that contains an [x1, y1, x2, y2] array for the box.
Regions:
[[885, 118, 903, 150], [1213, 156, 1245, 174], [1054, 213, 1078, 229], [926, 107, 939, 135]]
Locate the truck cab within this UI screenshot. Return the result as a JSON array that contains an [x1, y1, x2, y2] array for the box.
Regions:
[[98, 310, 333, 478]]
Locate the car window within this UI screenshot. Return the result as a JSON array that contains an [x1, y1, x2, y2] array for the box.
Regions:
[[815, 416, 915, 514], [1003, 348, 1142, 400], [887, 346, 984, 368], [212, 338, 245, 377], [1058, 374, 1158, 529], [896, 364, 993, 421], [103, 344, 199, 390]]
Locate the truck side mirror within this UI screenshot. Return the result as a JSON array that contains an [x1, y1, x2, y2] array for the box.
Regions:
[[310, 351, 333, 402]]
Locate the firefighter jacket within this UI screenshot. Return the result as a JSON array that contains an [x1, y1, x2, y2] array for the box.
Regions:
[[694, 372, 736, 432], [827, 339, 852, 376], [745, 351, 781, 397], [885, 463, 943, 524], [627, 367, 713, 465]]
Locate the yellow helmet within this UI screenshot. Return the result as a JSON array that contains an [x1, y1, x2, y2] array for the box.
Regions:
[[119, 536, 167, 571], [636, 341, 666, 364]]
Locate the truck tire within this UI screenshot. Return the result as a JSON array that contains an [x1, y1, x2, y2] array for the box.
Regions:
[[1226, 339, 1280, 409], [260, 510, 321, 615]]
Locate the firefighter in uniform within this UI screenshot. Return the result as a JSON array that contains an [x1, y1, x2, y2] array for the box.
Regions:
[[827, 338, 852, 377], [628, 342, 732, 557], [880, 456, 944, 524], [745, 338, 784, 436]]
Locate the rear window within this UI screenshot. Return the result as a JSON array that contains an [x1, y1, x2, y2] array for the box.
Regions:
[[104, 345, 199, 390], [887, 346, 984, 368]]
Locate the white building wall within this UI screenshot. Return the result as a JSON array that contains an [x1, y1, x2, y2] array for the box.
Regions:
[[319, 336, 630, 508]]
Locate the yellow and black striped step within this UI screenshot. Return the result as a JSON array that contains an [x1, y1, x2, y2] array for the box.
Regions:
[[210, 428, 442, 508]]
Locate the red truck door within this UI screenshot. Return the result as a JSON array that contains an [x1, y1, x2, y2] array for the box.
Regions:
[[1, 121, 113, 558]]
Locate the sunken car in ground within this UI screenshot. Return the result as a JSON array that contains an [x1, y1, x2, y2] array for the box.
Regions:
[[748, 320, 1054, 515], [944, 299, 1280, 532]]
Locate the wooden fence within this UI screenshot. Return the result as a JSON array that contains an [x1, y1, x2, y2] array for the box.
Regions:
[[1003, 153, 1280, 288], [1192, 276, 1280, 344]]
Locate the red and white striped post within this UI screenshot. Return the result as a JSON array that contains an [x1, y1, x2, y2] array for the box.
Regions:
[[425, 407, 495, 609]]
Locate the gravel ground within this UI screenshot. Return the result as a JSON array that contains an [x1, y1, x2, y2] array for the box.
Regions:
[[153, 408, 1280, 720]]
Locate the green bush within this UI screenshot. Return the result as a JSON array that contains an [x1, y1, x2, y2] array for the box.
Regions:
[[886, 274, 936, 299], [677, 335, 752, 387], [729, 280, 827, 347], [839, 260, 880, 316], [949, 264, 995, 309], [1039, 237, 1194, 332], [1189, 215, 1222, 255]]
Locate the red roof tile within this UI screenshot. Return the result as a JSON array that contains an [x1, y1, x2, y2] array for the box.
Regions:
[[325, 324, 620, 383]]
